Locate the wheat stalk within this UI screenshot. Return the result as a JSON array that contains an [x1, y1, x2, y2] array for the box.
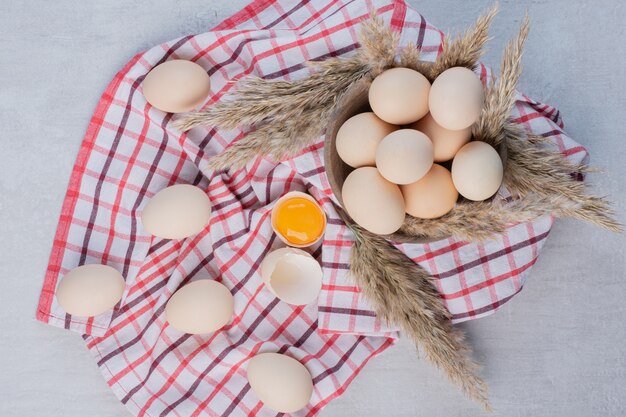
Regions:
[[348, 221, 492, 410]]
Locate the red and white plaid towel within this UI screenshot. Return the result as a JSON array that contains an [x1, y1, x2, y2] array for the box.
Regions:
[[36, 0, 587, 416]]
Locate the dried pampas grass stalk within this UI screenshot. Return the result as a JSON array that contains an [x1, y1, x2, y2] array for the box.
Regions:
[[174, 14, 397, 171], [474, 14, 530, 146], [504, 131, 622, 232], [429, 3, 498, 79], [348, 221, 491, 410]]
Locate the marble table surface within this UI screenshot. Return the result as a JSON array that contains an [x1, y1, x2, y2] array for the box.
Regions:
[[1, 1, 624, 416]]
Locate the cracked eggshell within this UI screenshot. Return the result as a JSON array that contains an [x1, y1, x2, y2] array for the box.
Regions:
[[247, 352, 313, 413], [165, 280, 234, 334], [141, 184, 211, 240], [270, 191, 326, 248], [55, 264, 125, 317], [260, 247, 322, 305]]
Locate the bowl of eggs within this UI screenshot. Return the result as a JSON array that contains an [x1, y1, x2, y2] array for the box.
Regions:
[[324, 66, 506, 242]]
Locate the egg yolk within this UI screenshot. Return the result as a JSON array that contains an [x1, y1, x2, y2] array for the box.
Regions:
[[273, 197, 325, 245]]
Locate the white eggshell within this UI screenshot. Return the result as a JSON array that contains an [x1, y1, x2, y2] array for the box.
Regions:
[[56, 264, 125, 317], [260, 247, 322, 305], [270, 191, 327, 248], [412, 112, 472, 162], [141, 184, 211, 239], [429, 67, 484, 130], [375, 129, 434, 184], [451, 141, 503, 201], [247, 352, 313, 413], [368, 67, 431, 124], [341, 167, 405, 235], [401, 164, 458, 219], [142, 59, 211, 113], [336, 112, 397, 168], [165, 280, 233, 334]]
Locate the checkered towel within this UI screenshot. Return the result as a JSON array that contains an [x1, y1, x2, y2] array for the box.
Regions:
[[36, 0, 587, 416]]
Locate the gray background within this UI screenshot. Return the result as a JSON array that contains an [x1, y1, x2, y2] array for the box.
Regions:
[[1, 1, 624, 416]]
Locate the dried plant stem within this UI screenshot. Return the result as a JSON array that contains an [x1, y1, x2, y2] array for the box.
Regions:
[[174, 13, 399, 171], [504, 133, 622, 232], [429, 3, 498, 79], [474, 14, 530, 146], [349, 222, 491, 410]]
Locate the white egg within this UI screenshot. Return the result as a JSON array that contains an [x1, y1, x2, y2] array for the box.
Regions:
[[56, 264, 125, 317], [142, 59, 211, 113], [451, 141, 503, 201], [429, 67, 484, 130], [375, 129, 434, 184], [141, 184, 211, 240], [411, 112, 472, 162], [368, 67, 431, 124], [341, 167, 405, 235], [335, 112, 397, 168], [247, 352, 313, 413], [401, 164, 458, 219], [260, 247, 322, 306], [165, 280, 234, 334]]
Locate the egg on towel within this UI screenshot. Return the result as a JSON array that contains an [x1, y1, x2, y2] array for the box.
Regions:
[[271, 191, 326, 248], [429, 67, 484, 130], [341, 167, 405, 235], [247, 352, 314, 413], [375, 129, 434, 185], [142, 59, 211, 113], [401, 164, 458, 219], [412, 112, 472, 162], [368, 67, 431, 124], [451, 141, 504, 201], [141, 184, 211, 240], [260, 247, 322, 306], [55, 264, 125, 317], [335, 112, 397, 168], [165, 280, 234, 334]]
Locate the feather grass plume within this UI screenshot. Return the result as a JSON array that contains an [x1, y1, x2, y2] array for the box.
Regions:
[[348, 220, 491, 410], [474, 14, 529, 146], [429, 4, 498, 80], [174, 14, 397, 171]]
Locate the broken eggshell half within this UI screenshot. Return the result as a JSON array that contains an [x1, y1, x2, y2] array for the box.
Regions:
[[260, 247, 323, 306]]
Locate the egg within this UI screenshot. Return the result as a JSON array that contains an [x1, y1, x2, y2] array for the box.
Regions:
[[368, 67, 431, 124], [341, 167, 405, 235], [335, 112, 397, 168], [260, 247, 322, 305], [412, 112, 472, 162], [451, 141, 503, 201], [142, 59, 211, 113], [247, 352, 313, 413], [165, 280, 233, 334], [375, 129, 434, 184], [55, 264, 125, 317], [429, 67, 484, 130], [401, 164, 458, 219], [141, 184, 211, 240], [271, 192, 326, 248]]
